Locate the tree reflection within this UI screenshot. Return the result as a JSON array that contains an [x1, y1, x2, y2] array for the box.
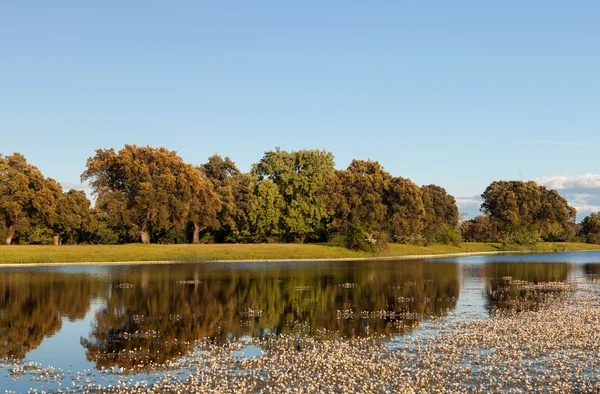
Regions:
[[81, 261, 459, 369], [583, 263, 600, 281], [484, 262, 571, 314], [0, 272, 101, 359]]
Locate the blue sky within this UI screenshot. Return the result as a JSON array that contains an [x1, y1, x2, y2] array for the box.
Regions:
[[1, 2, 599, 219]]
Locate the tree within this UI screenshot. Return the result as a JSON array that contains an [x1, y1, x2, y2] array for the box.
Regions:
[[252, 148, 335, 242], [481, 181, 576, 244], [248, 179, 285, 242], [188, 168, 221, 244], [0, 153, 61, 245], [325, 160, 390, 251], [82, 145, 219, 244], [421, 185, 460, 245], [580, 212, 600, 244], [460, 215, 499, 242], [201, 155, 246, 242], [49, 190, 94, 245], [384, 177, 424, 243]]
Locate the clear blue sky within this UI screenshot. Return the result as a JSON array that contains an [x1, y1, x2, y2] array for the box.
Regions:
[[1, 1, 599, 218]]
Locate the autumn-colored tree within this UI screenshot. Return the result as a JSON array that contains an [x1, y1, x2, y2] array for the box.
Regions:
[[0, 153, 62, 245], [460, 215, 499, 242], [0, 272, 101, 359], [48, 189, 94, 245], [252, 148, 335, 242], [82, 145, 220, 244], [188, 169, 221, 244], [421, 185, 460, 244]]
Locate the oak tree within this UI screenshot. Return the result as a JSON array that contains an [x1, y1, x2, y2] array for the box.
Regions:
[[0, 153, 61, 245], [252, 148, 334, 242], [82, 145, 219, 244]]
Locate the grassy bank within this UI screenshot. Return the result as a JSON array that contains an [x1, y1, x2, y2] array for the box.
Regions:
[[1, 242, 599, 265]]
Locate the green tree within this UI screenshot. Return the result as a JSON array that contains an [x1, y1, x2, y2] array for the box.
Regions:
[[82, 145, 219, 244], [325, 160, 390, 251], [248, 179, 285, 242], [421, 185, 460, 244], [252, 148, 335, 242], [580, 212, 600, 244], [0, 153, 61, 245], [481, 181, 576, 244], [201, 155, 251, 242], [49, 189, 94, 245], [384, 177, 424, 243]]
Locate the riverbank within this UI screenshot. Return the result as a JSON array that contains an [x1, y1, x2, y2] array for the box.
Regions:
[[0, 242, 599, 266]]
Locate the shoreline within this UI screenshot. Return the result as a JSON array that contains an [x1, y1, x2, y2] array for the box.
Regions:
[[0, 249, 594, 268]]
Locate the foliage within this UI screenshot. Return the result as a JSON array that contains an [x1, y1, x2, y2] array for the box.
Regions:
[[201, 155, 255, 242], [384, 177, 425, 243], [3, 149, 583, 252], [481, 181, 576, 243], [580, 212, 600, 244], [49, 190, 94, 244], [247, 179, 285, 242], [82, 145, 219, 244], [14, 225, 55, 245], [461, 215, 499, 242], [421, 185, 460, 245], [499, 225, 540, 246], [252, 148, 335, 242], [0, 153, 62, 244], [324, 160, 390, 251]]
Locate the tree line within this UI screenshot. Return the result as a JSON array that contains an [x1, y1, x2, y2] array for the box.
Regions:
[[2, 145, 599, 248], [460, 180, 599, 245], [0, 145, 459, 249]]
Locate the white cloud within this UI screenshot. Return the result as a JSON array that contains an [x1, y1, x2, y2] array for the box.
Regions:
[[455, 197, 481, 206], [59, 181, 90, 191], [455, 196, 482, 219], [535, 173, 600, 191], [534, 174, 600, 221]]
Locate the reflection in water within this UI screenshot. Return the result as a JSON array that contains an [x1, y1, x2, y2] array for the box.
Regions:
[[80, 261, 460, 368], [484, 262, 571, 314], [584, 263, 600, 282], [2, 257, 596, 373], [0, 272, 102, 359]]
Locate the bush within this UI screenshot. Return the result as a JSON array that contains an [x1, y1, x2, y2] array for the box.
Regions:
[[341, 221, 388, 252], [500, 226, 539, 246], [437, 224, 462, 246], [586, 233, 600, 245]]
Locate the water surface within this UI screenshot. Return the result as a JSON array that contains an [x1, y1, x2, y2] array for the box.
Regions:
[[1, 251, 599, 392]]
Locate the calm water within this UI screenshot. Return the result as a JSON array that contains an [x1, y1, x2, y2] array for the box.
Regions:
[[1, 251, 600, 392]]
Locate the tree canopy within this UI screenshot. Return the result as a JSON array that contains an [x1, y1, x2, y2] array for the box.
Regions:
[[421, 185, 460, 245], [481, 181, 576, 244], [252, 148, 335, 242], [81, 145, 220, 244], [580, 212, 600, 244], [6, 147, 587, 250], [0, 153, 62, 245]]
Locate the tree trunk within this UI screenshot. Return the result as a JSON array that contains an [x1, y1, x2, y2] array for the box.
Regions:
[[140, 230, 150, 244], [53, 235, 60, 246], [4, 225, 15, 245], [192, 223, 204, 244]]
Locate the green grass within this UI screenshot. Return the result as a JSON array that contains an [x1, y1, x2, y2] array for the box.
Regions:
[[1, 242, 599, 265]]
